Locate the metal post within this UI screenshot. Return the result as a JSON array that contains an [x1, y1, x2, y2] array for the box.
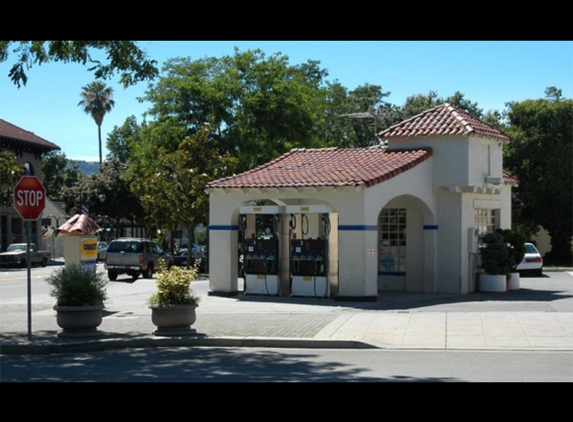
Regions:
[[26, 220, 32, 340]]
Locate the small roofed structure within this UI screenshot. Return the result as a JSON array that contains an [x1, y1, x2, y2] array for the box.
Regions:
[[55, 214, 101, 238]]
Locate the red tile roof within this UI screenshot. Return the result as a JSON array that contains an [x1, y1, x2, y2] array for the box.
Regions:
[[503, 170, 519, 185], [55, 214, 101, 237], [378, 103, 511, 142], [207, 146, 433, 189], [0, 118, 60, 150]]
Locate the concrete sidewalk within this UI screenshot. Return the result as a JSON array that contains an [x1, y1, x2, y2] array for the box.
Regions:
[[2, 271, 573, 355]]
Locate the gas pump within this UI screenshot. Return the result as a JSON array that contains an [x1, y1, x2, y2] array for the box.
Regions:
[[239, 205, 284, 295], [287, 205, 332, 298]]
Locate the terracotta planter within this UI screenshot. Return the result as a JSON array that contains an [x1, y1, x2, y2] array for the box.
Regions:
[[150, 304, 198, 336], [479, 274, 507, 292], [54, 304, 104, 338]]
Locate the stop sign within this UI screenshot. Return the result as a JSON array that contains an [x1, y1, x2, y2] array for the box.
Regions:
[[13, 176, 46, 220]]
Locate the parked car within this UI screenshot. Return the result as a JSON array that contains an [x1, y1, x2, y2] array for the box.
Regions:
[[104, 238, 173, 281], [173, 249, 188, 267], [172, 244, 206, 271], [0, 243, 51, 268], [515, 242, 543, 276], [97, 242, 108, 262]]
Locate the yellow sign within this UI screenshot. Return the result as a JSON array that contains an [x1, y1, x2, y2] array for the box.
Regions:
[[253, 207, 262, 212], [81, 239, 98, 258], [300, 206, 310, 212]]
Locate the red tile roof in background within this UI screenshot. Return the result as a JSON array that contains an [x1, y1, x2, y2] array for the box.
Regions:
[[378, 103, 511, 142], [503, 170, 519, 185], [207, 146, 433, 189]]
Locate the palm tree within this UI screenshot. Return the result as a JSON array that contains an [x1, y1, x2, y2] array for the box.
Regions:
[[78, 81, 115, 166]]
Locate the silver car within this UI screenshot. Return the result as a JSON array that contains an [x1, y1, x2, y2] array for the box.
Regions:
[[104, 238, 173, 281]]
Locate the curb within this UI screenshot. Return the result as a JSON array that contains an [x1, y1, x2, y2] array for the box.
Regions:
[[0, 334, 377, 355]]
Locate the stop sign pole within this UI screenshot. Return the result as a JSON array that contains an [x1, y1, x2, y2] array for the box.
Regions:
[[13, 176, 46, 340]]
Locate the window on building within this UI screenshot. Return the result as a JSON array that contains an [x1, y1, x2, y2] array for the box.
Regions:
[[23, 162, 34, 175], [378, 208, 407, 273], [474, 208, 499, 237]]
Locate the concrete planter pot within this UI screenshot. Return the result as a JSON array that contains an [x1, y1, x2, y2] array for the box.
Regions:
[[150, 304, 198, 336], [479, 274, 507, 292], [54, 304, 104, 337], [508, 272, 520, 291]]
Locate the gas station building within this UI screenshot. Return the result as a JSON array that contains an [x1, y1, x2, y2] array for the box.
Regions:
[[206, 103, 516, 300]]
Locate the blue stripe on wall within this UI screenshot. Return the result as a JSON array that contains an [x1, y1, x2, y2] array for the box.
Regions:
[[423, 225, 438, 230], [338, 225, 379, 231], [378, 271, 406, 276], [209, 225, 239, 230]]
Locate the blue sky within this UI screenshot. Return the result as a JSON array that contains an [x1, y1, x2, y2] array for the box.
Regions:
[[1, 41, 571, 162]]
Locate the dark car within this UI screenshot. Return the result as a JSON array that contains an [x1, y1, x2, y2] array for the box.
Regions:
[[173, 249, 188, 267], [173, 244, 206, 271]]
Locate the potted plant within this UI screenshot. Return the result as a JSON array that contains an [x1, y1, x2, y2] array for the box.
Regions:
[[148, 259, 200, 336], [498, 228, 526, 291], [46, 264, 108, 337], [478, 231, 512, 292]]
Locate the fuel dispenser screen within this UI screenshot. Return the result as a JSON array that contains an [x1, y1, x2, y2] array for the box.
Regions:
[[291, 239, 326, 276], [244, 238, 278, 275]]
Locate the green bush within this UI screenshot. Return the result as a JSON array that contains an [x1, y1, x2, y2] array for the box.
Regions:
[[497, 228, 527, 271], [47, 264, 108, 306], [148, 262, 200, 307], [479, 231, 512, 276]]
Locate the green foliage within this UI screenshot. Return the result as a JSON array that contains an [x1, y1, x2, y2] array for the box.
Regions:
[[497, 228, 527, 271], [148, 262, 200, 307], [0, 41, 158, 88], [0, 151, 24, 206], [504, 87, 573, 265], [479, 232, 512, 276], [78, 80, 115, 165], [130, 123, 237, 241], [141, 49, 329, 174], [46, 264, 108, 306], [41, 151, 84, 200], [106, 115, 142, 163], [60, 158, 145, 226]]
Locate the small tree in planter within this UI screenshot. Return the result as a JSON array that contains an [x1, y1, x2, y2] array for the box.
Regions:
[[148, 259, 200, 336], [497, 228, 527, 290], [46, 264, 108, 337], [479, 231, 512, 292]]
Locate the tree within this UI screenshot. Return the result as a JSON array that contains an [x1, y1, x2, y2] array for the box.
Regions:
[[397, 90, 483, 121], [130, 123, 237, 251], [141, 48, 329, 174], [0, 41, 158, 88], [0, 151, 24, 253], [61, 159, 145, 233], [504, 87, 573, 265], [106, 115, 142, 163], [333, 83, 395, 147], [0, 150, 24, 206], [41, 151, 84, 200], [78, 80, 115, 166]]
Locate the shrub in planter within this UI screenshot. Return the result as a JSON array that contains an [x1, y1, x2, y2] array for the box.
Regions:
[[479, 231, 512, 292], [497, 228, 526, 272], [47, 264, 108, 307], [480, 231, 512, 276], [497, 228, 527, 290], [148, 259, 200, 336], [46, 264, 108, 336]]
